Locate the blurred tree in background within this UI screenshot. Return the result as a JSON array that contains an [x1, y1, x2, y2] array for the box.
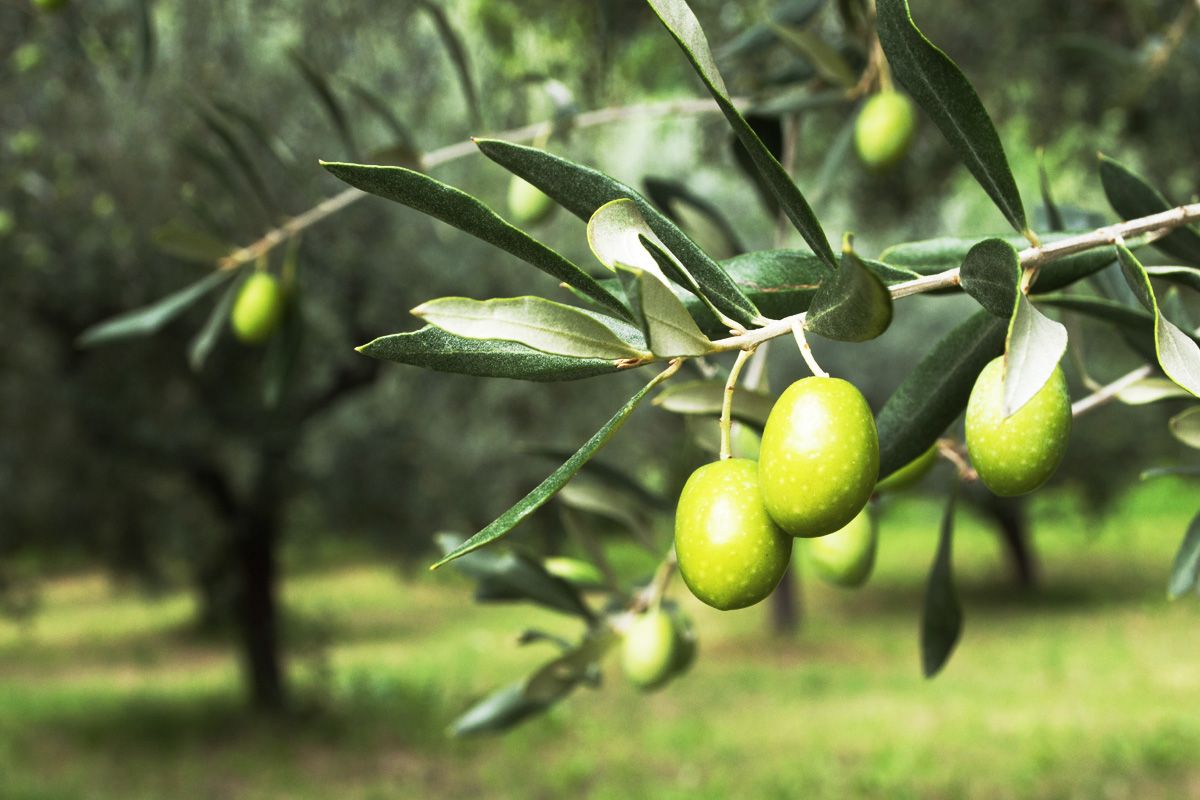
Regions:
[[2, 0, 1198, 714]]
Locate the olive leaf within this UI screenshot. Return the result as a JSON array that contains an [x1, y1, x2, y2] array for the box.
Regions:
[[1170, 407, 1200, 449], [1116, 245, 1200, 397], [1037, 150, 1065, 232], [188, 276, 241, 372], [804, 249, 893, 342], [474, 139, 759, 327], [645, 0, 837, 270], [615, 265, 714, 357], [1116, 378, 1192, 406], [1168, 511, 1200, 599], [412, 297, 647, 361], [320, 161, 631, 320], [643, 176, 745, 260], [1099, 154, 1200, 266], [150, 221, 234, 264], [959, 238, 1020, 318], [432, 364, 680, 568], [77, 269, 236, 348], [1145, 266, 1200, 293], [876, 311, 1006, 478], [876, 0, 1028, 236], [653, 379, 774, 427], [921, 488, 962, 678], [1004, 293, 1068, 417], [587, 199, 675, 281], [357, 326, 624, 382]]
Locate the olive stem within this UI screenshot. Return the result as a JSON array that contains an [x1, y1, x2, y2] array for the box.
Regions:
[[935, 438, 977, 483], [215, 96, 748, 272], [631, 548, 679, 614], [790, 320, 829, 378], [719, 348, 756, 460], [1070, 363, 1155, 418]]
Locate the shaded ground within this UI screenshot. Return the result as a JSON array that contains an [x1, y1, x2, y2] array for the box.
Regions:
[[1, 479, 1198, 799]]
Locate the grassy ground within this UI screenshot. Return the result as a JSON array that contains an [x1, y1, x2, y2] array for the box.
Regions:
[[1, 480, 1199, 799]]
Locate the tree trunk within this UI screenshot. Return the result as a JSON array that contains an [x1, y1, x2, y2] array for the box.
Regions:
[[768, 565, 801, 635], [234, 456, 287, 712]]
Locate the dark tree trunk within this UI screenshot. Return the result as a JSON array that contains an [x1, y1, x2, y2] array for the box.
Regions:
[[768, 565, 801, 635], [234, 455, 287, 712], [980, 495, 1037, 589]]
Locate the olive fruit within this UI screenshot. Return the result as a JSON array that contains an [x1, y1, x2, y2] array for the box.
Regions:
[[507, 176, 555, 227], [965, 357, 1071, 496], [806, 508, 877, 588], [620, 607, 679, 691], [542, 556, 605, 589], [674, 458, 792, 611], [875, 443, 938, 494], [669, 609, 698, 678], [758, 377, 879, 538], [230, 272, 283, 345], [854, 92, 916, 172]]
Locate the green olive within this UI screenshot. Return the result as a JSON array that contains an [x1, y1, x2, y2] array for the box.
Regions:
[[758, 377, 879, 538], [542, 556, 605, 589], [620, 608, 679, 691], [507, 176, 556, 227], [674, 458, 792, 611], [230, 272, 283, 345], [668, 609, 698, 678], [875, 444, 938, 494], [854, 92, 917, 172], [806, 507, 877, 588], [965, 357, 1071, 496]]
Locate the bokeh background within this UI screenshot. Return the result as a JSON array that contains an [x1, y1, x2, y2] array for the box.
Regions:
[[2, 0, 1199, 797]]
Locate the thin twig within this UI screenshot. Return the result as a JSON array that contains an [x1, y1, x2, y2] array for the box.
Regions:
[[1071, 364, 1155, 418]]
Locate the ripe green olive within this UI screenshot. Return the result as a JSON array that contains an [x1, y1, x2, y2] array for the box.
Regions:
[[230, 272, 283, 345], [507, 176, 556, 227], [542, 556, 605, 589], [965, 357, 1071, 496], [855, 92, 916, 172], [806, 507, 877, 588], [620, 607, 679, 691], [875, 443, 938, 494], [758, 377, 880, 538], [674, 458, 792, 611]]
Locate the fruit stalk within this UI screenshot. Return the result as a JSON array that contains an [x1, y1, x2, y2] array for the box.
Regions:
[[719, 347, 755, 460]]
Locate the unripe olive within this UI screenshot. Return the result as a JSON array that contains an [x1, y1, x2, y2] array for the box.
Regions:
[[965, 357, 1071, 496], [806, 507, 876, 588], [507, 176, 555, 227], [674, 458, 792, 611], [669, 610, 698, 678], [875, 443, 938, 494], [542, 556, 605, 589], [620, 608, 678, 691], [230, 272, 283, 345], [854, 92, 916, 172], [758, 377, 879, 538]]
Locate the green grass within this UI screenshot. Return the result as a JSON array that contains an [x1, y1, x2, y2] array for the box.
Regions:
[[2, 480, 1199, 799]]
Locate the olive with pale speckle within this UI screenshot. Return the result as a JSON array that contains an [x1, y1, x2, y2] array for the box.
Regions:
[[806, 507, 876, 588], [673, 458, 792, 611], [758, 377, 880, 538], [965, 357, 1071, 496], [620, 607, 679, 690]]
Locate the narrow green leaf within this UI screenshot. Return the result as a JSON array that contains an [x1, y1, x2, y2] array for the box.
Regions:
[[615, 266, 713, 357], [1171, 407, 1200, 449], [770, 24, 858, 88], [1142, 465, 1200, 480], [653, 380, 774, 427], [432, 365, 681, 568], [474, 138, 759, 326], [1168, 511, 1200, 599], [877, 311, 1006, 478], [645, 0, 837, 269], [1116, 245, 1200, 397], [1037, 150, 1065, 232], [1116, 378, 1192, 406], [150, 221, 234, 264], [959, 238, 1019, 318], [1003, 294, 1068, 416], [77, 270, 235, 348], [715, 0, 824, 61], [804, 250, 893, 342], [557, 480, 648, 537], [1146, 265, 1200, 293], [412, 297, 646, 360], [416, 0, 483, 129], [187, 274, 240, 372], [357, 326, 624, 382], [643, 176, 744, 259], [588, 199, 674, 281], [345, 79, 418, 154], [290, 51, 357, 157], [194, 106, 277, 218], [1099, 155, 1200, 266], [213, 99, 300, 168], [921, 488, 962, 678], [435, 534, 592, 618], [321, 161, 630, 320], [876, 0, 1027, 234]]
